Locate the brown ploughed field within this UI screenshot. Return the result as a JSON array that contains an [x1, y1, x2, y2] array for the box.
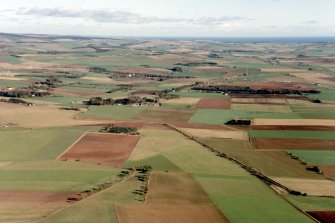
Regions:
[[116, 172, 230, 223], [196, 98, 231, 109], [307, 211, 335, 223], [251, 138, 335, 150], [146, 172, 212, 204], [319, 165, 335, 180], [59, 132, 140, 167], [0, 190, 73, 205], [116, 204, 229, 223]]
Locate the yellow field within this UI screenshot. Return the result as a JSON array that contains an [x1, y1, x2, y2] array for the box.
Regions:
[[0, 103, 107, 128], [272, 178, 335, 197], [253, 118, 335, 126], [231, 103, 292, 113]]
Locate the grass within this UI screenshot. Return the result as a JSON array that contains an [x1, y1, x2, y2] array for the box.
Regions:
[[80, 105, 145, 120], [288, 150, 335, 165], [248, 130, 335, 140], [0, 127, 86, 161], [194, 174, 315, 223], [190, 109, 302, 125], [40, 176, 141, 223]]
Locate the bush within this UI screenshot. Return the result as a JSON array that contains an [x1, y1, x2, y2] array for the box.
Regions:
[[100, 125, 139, 135]]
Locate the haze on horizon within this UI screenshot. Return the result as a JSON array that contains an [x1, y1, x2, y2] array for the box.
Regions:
[[0, 0, 334, 37]]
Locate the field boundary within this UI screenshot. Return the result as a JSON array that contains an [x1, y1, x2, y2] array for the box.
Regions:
[[163, 123, 318, 222], [56, 132, 88, 160]]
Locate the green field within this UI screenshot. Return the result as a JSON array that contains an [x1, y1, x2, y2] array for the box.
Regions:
[[0, 55, 21, 64], [127, 129, 247, 176], [286, 195, 335, 211], [0, 160, 118, 191], [40, 175, 141, 223], [190, 109, 302, 125], [288, 150, 335, 164], [248, 130, 335, 140], [0, 127, 86, 161], [195, 174, 314, 223], [202, 138, 321, 178], [80, 105, 145, 120]]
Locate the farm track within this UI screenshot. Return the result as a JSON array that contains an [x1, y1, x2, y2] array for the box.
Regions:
[[163, 123, 319, 222]]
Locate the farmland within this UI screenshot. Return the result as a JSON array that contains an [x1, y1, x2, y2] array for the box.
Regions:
[[0, 33, 334, 223]]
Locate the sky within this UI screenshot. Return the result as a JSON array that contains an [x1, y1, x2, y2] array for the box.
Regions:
[[0, 0, 334, 37]]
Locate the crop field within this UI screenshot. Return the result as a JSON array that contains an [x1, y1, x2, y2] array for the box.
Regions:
[[202, 138, 321, 178], [116, 204, 229, 223], [248, 130, 335, 140], [196, 98, 231, 109], [194, 174, 314, 223], [190, 109, 302, 125], [59, 132, 140, 167], [146, 172, 212, 204], [231, 103, 292, 113], [307, 211, 335, 223], [180, 128, 248, 140], [251, 125, 335, 131], [79, 106, 145, 120], [251, 138, 335, 150], [319, 165, 335, 180], [288, 150, 335, 164], [1, 34, 334, 223], [252, 118, 335, 126], [272, 178, 335, 197], [40, 175, 142, 223], [0, 127, 86, 161], [136, 107, 195, 123], [286, 195, 335, 211], [230, 97, 288, 104]]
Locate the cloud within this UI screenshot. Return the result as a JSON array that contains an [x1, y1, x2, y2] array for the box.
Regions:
[[303, 20, 318, 24], [16, 7, 250, 26]]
